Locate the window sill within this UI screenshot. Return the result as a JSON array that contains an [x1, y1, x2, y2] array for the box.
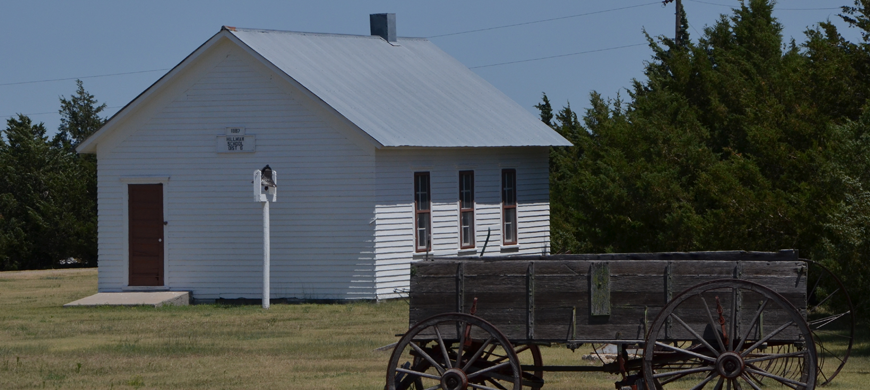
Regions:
[[411, 248, 480, 259], [499, 244, 521, 253], [457, 248, 478, 256], [412, 251, 450, 259]]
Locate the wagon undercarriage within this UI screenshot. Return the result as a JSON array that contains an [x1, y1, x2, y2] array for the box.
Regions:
[[385, 250, 853, 390]]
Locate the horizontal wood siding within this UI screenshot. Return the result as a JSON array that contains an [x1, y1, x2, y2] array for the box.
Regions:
[[96, 47, 377, 300], [373, 147, 551, 299]]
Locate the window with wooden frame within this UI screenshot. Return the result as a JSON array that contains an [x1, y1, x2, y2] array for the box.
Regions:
[[414, 172, 431, 252], [459, 171, 475, 249], [501, 169, 517, 245]]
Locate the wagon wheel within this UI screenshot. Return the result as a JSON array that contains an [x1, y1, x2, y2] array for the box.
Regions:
[[387, 313, 522, 390], [749, 260, 855, 387], [803, 260, 855, 386], [514, 344, 544, 389], [642, 279, 817, 390]]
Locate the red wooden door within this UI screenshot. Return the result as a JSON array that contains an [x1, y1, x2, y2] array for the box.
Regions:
[[128, 184, 164, 286]]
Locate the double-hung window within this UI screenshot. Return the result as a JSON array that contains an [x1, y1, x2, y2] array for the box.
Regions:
[[502, 169, 517, 245], [414, 172, 431, 252], [459, 171, 474, 249]]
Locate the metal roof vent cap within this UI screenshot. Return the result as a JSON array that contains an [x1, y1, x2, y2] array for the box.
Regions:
[[370, 13, 396, 43]]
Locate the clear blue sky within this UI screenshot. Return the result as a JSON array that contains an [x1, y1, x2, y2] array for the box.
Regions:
[[0, 0, 860, 135]]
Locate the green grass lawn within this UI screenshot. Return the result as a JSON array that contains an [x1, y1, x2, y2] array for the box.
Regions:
[[1, 269, 866, 389]]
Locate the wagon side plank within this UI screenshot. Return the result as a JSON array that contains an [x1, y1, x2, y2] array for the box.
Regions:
[[409, 257, 806, 343]]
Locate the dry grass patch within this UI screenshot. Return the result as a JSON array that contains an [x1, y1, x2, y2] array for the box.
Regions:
[[0, 269, 408, 389], [0, 268, 866, 389]]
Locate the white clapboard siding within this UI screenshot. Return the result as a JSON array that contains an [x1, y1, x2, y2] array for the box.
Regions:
[[96, 47, 378, 300], [93, 37, 557, 302], [373, 147, 551, 298]]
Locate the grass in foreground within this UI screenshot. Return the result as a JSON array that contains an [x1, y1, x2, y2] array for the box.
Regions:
[[0, 269, 867, 389]]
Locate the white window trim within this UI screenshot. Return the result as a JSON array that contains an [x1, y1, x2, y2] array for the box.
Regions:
[[457, 248, 478, 256], [458, 170, 475, 250], [414, 172, 432, 253], [501, 169, 518, 246], [499, 244, 521, 253]]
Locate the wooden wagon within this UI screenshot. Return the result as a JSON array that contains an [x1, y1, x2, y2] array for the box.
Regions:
[[385, 250, 853, 390]]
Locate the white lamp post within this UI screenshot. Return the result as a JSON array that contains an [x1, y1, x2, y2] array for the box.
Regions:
[[253, 165, 277, 309]]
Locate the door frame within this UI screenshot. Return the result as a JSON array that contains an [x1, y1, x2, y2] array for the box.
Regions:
[[121, 176, 170, 290]]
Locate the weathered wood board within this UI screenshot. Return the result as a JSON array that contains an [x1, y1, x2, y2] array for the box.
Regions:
[[408, 251, 807, 343]]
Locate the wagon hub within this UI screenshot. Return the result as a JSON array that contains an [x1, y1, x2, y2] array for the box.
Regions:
[[440, 368, 468, 390], [716, 352, 745, 379]]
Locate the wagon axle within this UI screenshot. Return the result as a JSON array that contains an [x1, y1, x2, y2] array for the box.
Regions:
[[715, 352, 744, 379], [440, 368, 467, 390]]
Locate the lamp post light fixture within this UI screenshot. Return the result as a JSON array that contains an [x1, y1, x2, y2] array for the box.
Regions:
[[253, 165, 277, 309]]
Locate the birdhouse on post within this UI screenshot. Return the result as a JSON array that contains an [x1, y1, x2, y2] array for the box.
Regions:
[[253, 165, 277, 309], [253, 164, 277, 202]]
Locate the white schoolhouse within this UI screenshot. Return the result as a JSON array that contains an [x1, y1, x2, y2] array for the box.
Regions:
[[77, 15, 571, 301]]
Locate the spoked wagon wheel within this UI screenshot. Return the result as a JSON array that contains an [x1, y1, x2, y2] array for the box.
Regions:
[[804, 260, 855, 386], [514, 344, 544, 389], [387, 313, 522, 390], [643, 279, 817, 390]]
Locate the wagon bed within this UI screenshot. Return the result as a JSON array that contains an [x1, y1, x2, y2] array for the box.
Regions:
[[410, 250, 806, 344], [386, 250, 853, 390]]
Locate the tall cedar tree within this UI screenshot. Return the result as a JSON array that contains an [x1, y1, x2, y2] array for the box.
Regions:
[[542, 0, 870, 315], [0, 116, 78, 269], [0, 81, 104, 269], [53, 80, 105, 265]]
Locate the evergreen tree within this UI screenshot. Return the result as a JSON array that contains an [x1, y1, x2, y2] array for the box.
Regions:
[[53, 80, 107, 151], [0, 81, 104, 270], [841, 0, 870, 43], [533, 93, 554, 128], [53, 80, 104, 266], [818, 105, 870, 315], [541, 0, 870, 316], [0, 115, 73, 269]]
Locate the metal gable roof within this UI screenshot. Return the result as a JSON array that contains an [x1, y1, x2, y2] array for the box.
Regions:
[[227, 28, 571, 148]]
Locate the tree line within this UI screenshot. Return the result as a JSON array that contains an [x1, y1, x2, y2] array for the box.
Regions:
[[540, 0, 870, 317], [0, 80, 104, 270]]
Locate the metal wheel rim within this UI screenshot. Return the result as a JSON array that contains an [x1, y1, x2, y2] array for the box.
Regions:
[[642, 279, 817, 390], [514, 344, 544, 389], [387, 313, 522, 390], [803, 259, 855, 386]]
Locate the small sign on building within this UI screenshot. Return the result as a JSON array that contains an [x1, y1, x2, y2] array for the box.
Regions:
[[217, 127, 256, 153]]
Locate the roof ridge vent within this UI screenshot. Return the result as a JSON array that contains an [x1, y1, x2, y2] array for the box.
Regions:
[[370, 13, 396, 43]]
